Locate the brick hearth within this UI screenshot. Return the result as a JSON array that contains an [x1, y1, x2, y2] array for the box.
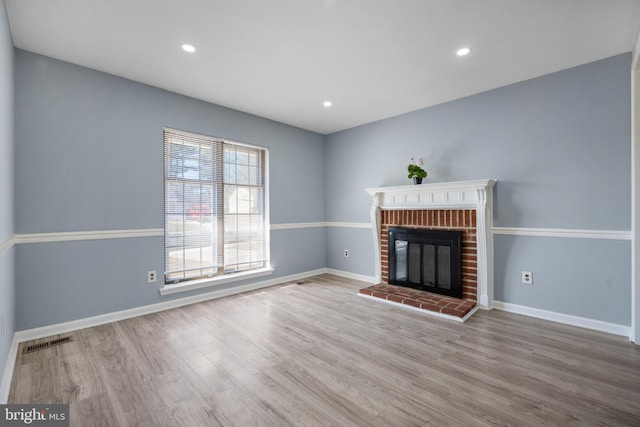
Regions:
[[359, 283, 476, 318]]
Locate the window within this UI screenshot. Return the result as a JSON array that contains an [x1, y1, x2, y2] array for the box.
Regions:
[[164, 128, 268, 285]]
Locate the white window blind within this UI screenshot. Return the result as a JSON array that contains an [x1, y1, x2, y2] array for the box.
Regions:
[[164, 128, 268, 284]]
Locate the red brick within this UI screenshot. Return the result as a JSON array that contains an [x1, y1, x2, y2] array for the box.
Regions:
[[420, 302, 439, 312], [372, 291, 389, 299], [435, 301, 451, 309], [441, 307, 465, 317], [402, 298, 421, 308], [386, 294, 403, 303]]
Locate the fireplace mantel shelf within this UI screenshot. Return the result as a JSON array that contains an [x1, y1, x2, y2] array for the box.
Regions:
[[365, 179, 497, 310], [365, 179, 496, 210]]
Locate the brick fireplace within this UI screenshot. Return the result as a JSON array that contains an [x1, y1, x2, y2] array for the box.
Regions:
[[382, 209, 477, 298], [361, 180, 496, 321]]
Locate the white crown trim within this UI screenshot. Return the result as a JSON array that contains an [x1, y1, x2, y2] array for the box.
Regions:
[[271, 222, 326, 230], [493, 227, 631, 240], [271, 222, 371, 230], [14, 228, 164, 244]]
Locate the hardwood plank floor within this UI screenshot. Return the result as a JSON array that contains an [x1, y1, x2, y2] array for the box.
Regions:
[[9, 274, 640, 426]]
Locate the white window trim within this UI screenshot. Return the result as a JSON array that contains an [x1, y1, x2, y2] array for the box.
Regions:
[[160, 266, 275, 296], [163, 127, 271, 289]]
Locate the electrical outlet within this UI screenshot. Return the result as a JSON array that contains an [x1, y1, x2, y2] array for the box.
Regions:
[[147, 270, 157, 284], [344, 249, 350, 258], [522, 271, 533, 285]]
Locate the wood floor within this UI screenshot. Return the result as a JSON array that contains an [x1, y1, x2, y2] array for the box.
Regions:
[[9, 274, 640, 426]]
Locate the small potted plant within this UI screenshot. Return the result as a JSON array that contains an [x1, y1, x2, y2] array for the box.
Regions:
[[407, 157, 427, 184]]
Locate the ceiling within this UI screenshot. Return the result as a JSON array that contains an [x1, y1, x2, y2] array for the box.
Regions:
[[6, 0, 640, 135]]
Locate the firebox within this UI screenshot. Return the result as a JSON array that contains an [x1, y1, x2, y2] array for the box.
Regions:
[[388, 227, 463, 299]]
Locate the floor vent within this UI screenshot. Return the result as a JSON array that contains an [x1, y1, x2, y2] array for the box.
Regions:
[[23, 336, 73, 354], [295, 280, 311, 285]]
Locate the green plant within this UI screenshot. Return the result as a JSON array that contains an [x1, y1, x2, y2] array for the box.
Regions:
[[407, 157, 427, 179]]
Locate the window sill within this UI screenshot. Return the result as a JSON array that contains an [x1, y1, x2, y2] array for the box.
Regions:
[[159, 267, 275, 296]]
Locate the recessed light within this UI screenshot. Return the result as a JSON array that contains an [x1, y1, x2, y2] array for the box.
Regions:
[[182, 44, 196, 53], [457, 47, 471, 56], [323, 100, 332, 108]]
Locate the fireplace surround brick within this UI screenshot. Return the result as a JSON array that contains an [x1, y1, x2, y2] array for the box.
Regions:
[[380, 209, 477, 301]]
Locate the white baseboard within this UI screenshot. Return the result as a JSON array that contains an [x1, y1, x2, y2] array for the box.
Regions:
[[0, 334, 19, 404], [9, 271, 632, 403], [12, 269, 329, 345], [2, 268, 341, 402], [325, 268, 376, 284], [493, 300, 631, 338]]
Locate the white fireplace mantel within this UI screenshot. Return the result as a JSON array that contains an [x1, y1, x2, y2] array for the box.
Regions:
[[365, 179, 496, 309]]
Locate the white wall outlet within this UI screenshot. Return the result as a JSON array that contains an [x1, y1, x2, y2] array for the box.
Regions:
[[522, 271, 533, 285], [147, 270, 157, 284], [344, 249, 350, 258]]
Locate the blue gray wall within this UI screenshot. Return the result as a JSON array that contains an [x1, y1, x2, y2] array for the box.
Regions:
[[14, 50, 326, 330], [10, 47, 634, 331], [0, 0, 15, 384], [325, 54, 632, 325]]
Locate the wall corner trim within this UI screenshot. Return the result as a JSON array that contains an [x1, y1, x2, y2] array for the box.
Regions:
[[0, 235, 15, 257], [0, 333, 19, 404]]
